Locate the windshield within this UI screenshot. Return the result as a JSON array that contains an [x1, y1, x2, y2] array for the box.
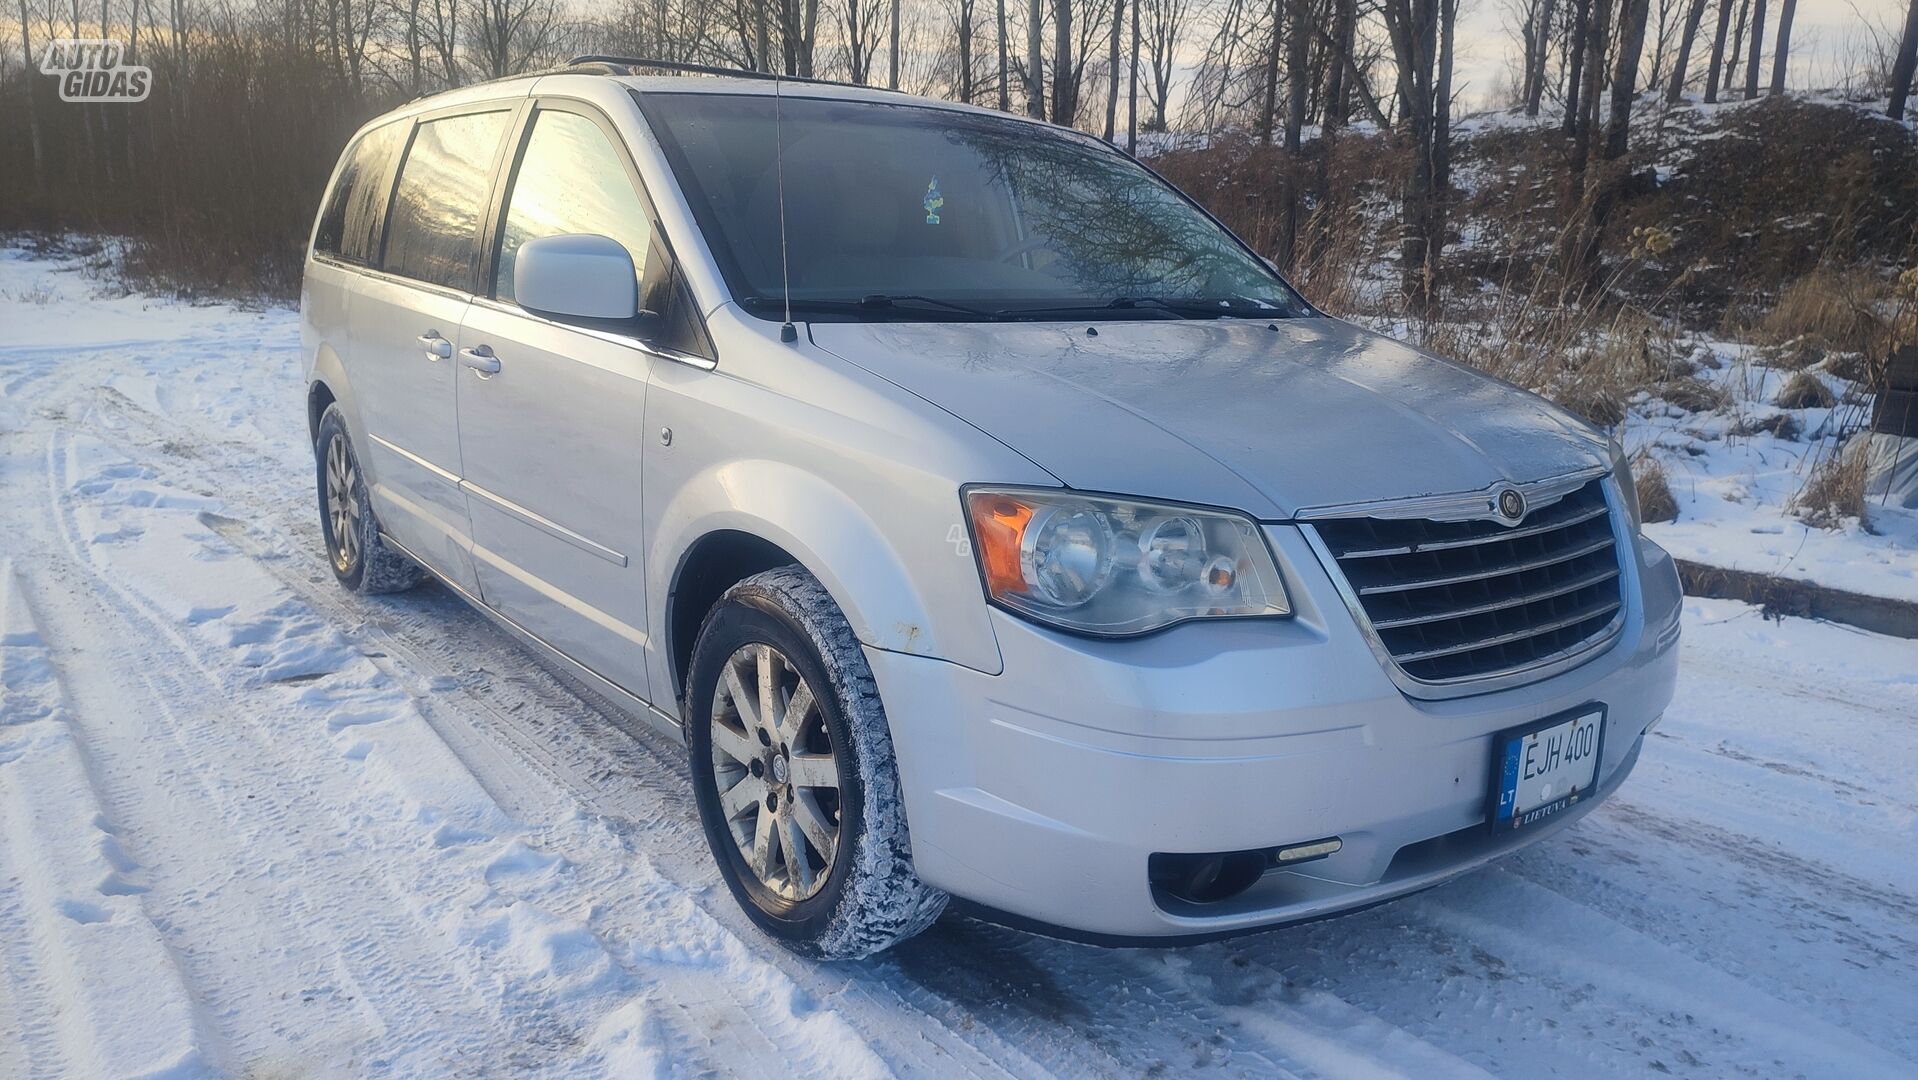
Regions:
[[637, 92, 1309, 321]]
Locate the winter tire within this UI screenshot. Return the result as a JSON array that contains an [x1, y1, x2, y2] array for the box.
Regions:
[[315, 404, 425, 595], [1872, 388, 1918, 439], [685, 565, 947, 958]]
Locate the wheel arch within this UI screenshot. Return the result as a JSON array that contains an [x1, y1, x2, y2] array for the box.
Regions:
[[306, 338, 355, 445], [654, 459, 999, 709]]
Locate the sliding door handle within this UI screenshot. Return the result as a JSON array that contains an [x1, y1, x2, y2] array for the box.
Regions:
[[458, 345, 501, 376]]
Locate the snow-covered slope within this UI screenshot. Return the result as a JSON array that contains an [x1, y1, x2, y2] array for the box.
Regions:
[[2, 246, 1914, 1077]]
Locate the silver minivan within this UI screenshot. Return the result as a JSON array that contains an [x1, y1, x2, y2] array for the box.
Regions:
[[301, 59, 1683, 958]]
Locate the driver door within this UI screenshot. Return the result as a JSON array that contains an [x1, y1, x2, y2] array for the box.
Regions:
[[453, 102, 673, 700]]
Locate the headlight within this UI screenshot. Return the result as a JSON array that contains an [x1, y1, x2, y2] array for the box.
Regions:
[[1609, 441, 1643, 532], [964, 487, 1290, 635]]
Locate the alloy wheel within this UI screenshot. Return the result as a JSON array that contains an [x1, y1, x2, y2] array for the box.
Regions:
[[708, 643, 843, 901], [325, 432, 360, 574]]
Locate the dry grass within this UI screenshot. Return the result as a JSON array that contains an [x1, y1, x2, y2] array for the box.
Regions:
[[1756, 269, 1894, 358], [1634, 456, 1680, 524], [1792, 444, 1871, 529], [1775, 371, 1838, 409], [1730, 412, 1803, 440], [1656, 377, 1731, 413]]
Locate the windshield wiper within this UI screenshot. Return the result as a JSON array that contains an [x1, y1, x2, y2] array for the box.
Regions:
[[991, 296, 1203, 320], [857, 293, 998, 317], [739, 295, 997, 319]]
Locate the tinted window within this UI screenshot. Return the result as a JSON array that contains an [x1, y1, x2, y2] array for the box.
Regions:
[[384, 110, 512, 291], [641, 93, 1307, 322], [496, 109, 653, 304], [314, 121, 405, 263]]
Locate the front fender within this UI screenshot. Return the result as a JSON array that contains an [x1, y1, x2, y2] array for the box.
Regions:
[[649, 457, 996, 680]]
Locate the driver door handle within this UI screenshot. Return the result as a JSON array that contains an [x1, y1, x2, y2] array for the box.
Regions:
[[459, 345, 501, 376], [417, 330, 453, 360]]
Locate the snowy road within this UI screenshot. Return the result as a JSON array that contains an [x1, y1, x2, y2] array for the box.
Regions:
[[2, 247, 1915, 1078]]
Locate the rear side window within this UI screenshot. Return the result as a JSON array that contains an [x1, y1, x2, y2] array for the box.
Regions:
[[495, 109, 653, 304], [384, 110, 512, 291], [314, 121, 406, 264]]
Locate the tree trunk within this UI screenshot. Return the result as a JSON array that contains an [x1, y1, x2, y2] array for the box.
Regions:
[[1323, 0, 1355, 129], [889, 0, 900, 87], [1382, 0, 1441, 309], [1563, 0, 1591, 135], [1104, 0, 1122, 139], [1049, 0, 1073, 124], [1284, 0, 1309, 148], [755, 0, 770, 71], [1428, 0, 1457, 301], [1742, 0, 1764, 98], [1026, 0, 1044, 117], [1724, 0, 1748, 90], [958, 0, 975, 100], [1767, 0, 1794, 94], [1703, 0, 1731, 100], [997, 0, 1011, 108], [1524, 0, 1558, 115], [1259, 0, 1282, 144], [19, 0, 46, 195], [1127, 0, 1139, 150], [1667, 0, 1708, 101], [1568, 0, 1611, 186], [1890, 0, 1918, 120], [1605, 0, 1649, 162]]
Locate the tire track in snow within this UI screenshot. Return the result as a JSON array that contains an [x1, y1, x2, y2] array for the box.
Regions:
[[33, 420, 920, 1077], [0, 561, 209, 1078]]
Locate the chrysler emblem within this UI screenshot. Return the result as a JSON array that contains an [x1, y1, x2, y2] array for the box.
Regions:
[[1495, 487, 1527, 523]]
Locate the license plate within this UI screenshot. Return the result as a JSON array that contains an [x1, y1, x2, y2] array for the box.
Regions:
[[1490, 707, 1605, 832]]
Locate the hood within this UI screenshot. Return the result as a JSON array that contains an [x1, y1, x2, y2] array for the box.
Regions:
[[806, 317, 1610, 520]]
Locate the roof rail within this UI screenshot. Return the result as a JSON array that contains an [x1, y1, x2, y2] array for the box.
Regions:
[[566, 55, 906, 94]]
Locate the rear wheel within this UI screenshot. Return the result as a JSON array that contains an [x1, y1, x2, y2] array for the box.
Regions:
[[315, 405, 424, 594], [685, 566, 946, 958]]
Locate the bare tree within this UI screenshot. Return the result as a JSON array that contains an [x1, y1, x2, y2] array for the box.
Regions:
[[18, 0, 46, 194], [1703, 0, 1731, 100], [1026, 0, 1043, 115], [1742, 0, 1764, 97], [1667, 0, 1708, 101], [466, 0, 557, 78], [1891, 0, 1918, 119], [889, 0, 900, 85], [1140, 0, 1193, 130], [1127, 0, 1139, 148], [1103, 0, 1122, 137], [996, 0, 1010, 107], [1561, 0, 1591, 134], [1322, 0, 1356, 126], [1049, 0, 1074, 123], [1767, 0, 1794, 93], [1380, 0, 1456, 308], [840, 0, 881, 81], [952, 0, 978, 100]]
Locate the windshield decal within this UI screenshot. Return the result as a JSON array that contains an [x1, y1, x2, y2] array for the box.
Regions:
[[923, 177, 944, 225]]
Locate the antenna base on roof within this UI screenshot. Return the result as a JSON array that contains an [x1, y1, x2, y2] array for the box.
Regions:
[[779, 322, 798, 343]]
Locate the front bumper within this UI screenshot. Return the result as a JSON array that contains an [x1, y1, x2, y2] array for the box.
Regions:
[[868, 527, 1684, 939]]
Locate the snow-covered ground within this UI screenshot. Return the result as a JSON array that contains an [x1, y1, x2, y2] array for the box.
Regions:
[[1627, 342, 1918, 603], [2, 246, 1915, 1078]]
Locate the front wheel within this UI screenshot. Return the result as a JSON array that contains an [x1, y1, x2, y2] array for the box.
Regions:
[[685, 566, 946, 958]]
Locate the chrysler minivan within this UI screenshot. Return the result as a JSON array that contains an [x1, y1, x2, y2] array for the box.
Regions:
[[300, 58, 1682, 958]]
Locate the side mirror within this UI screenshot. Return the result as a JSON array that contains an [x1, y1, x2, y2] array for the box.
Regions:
[[514, 233, 638, 322]]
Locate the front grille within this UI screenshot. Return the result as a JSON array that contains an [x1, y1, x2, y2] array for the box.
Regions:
[[1311, 479, 1624, 683]]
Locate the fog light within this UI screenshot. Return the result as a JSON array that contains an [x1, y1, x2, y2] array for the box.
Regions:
[[1275, 837, 1342, 864]]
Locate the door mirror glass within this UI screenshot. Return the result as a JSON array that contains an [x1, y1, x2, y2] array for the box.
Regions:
[[514, 233, 639, 322]]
